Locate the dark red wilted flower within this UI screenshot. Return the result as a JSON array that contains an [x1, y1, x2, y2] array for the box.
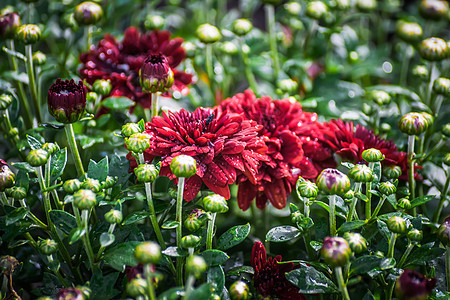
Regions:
[[220, 90, 321, 210], [47, 79, 87, 124], [395, 269, 436, 300], [135, 106, 268, 201], [79, 26, 193, 109], [251, 241, 305, 300]]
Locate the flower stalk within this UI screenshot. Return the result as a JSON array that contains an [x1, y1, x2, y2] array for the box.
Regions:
[[407, 135, 416, 216], [433, 172, 450, 223], [176, 176, 186, 286], [335, 266, 350, 300], [144, 264, 156, 300], [265, 4, 280, 79], [365, 162, 375, 219], [151, 93, 158, 119], [387, 232, 397, 258], [238, 38, 258, 95], [329, 195, 337, 236], [397, 242, 414, 268], [25, 44, 41, 123], [64, 124, 85, 178], [347, 182, 362, 221], [446, 246, 450, 291], [206, 212, 216, 250], [81, 209, 96, 270]]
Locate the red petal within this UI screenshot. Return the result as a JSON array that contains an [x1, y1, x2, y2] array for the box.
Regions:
[[237, 181, 257, 211]]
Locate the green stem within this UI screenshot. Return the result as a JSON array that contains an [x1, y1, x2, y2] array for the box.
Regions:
[[176, 177, 185, 286], [265, 4, 280, 79], [85, 26, 93, 50], [36, 167, 52, 225], [81, 209, 96, 270], [0, 192, 8, 206], [397, 242, 414, 269], [433, 171, 450, 223], [144, 264, 157, 300], [329, 195, 337, 236], [387, 232, 397, 259], [96, 224, 115, 261], [65, 124, 85, 178], [25, 44, 41, 123], [45, 156, 63, 210], [446, 247, 450, 292], [205, 43, 215, 102], [144, 108, 152, 123], [206, 212, 217, 250], [6, 40, 33, 128], [399, 45, 410, 87], [183, 274, 195, 300], [386, 281, 395, 300], [420, 139, 444, 164], [19, 199, 47, 229], [434, 95, 444, 117], [239, 38, 258, 95], [366, 162, 374, 219], [407, 135, 416, 216], [303, 200, 314, 260], [426, 62, 437, 106], [370, 195, 386, 221], [347, 182, 362, 221], [335, 266, 350, 300], [151, 93, 158, 119]]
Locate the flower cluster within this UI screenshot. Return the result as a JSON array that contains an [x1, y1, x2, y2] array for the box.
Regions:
[[79, 26, 193, 109]]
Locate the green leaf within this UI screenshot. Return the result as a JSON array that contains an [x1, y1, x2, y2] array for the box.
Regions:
[[406, 245, 445, 266], [337, 220, 366, 233], [372, 162, 381, 183], [101, 97, 135, 109], [122, 211, 150, 226], [385, 194, 397, 209], [8, 240, 30, 248], [313, 201, 346, 219], [366, 85, 421, 102], [69, 227, 86, 244], [409, 195, 434, 209], [286, 265, 339, 294], [89, 269, 120, 300], [350, 255, 383, 276], [15, 170, 29, 191], [100, 232, 115, 247], [201, 250, 229, 266], [12, 162, 35, 173], [162, 246, 188, 257], [103, 241, 140, 271], [207, 266, 225, 296], [26, 134, 43, 150], [161, 220, 179, 229], [49, 210, 77, 234], [266, 225, 301, 242], [88, 157, 109, 182], [2, 47, 26, 61], [157, 287, 184, 300], [6, 207, 29, 225], [217, 223, 251, 250], [79, 135, 104, 149], [50, 149, 67, 183], [226, 266, 254, 276], [187, 283, 212, 300], [109, 154, 131, 188]]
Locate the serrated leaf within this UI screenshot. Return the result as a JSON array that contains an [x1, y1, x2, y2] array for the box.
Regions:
[[286, 265, 339, 294], [217, 223, 251, 250], [266, 226, 301, 242], [409, 195, 434, 209], [88, 157, 109, 182], [26, 134, 43, 150], [49, 210, 77, 234], [103, 241, 140, 271], [101, 97, 135, 109]]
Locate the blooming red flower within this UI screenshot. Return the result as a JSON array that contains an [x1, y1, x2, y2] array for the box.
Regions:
[[135, 105, 268, 201], [251, 241, 305, 300], [220, 90, 322, 210], [79, 26, 193, 109]]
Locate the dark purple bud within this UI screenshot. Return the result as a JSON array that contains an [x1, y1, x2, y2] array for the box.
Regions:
[[0, 12, 20, 39], [395, 269, 436, 300], [56, 287, 84, 300], [47, 79, 87, 124], [320, 236, 351, 267], [139, 53, 174, 93]]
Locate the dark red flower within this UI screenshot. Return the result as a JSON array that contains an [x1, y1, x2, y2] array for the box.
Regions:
[[56, 287, 83, 300], [79, 26, 193, 110], [220, 90, 321, 210], [395, 269, 436, 300], [133, 105, 268, 201], [251, 241, 305, 300], [47, 79, 87, 124]]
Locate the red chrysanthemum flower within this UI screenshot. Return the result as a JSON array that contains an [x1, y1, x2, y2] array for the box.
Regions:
[[79, 26, 193, 110], [297, 119, 417, 180], [134, 106, 268, 201], [251, 241, 305, 300], [220, 90, 323, 210]]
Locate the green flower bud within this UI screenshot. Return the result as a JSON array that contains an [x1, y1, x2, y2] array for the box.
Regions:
[[438, 216, 450, 246], [196, 23, 221, 44], [82, 178, 101, 193], [183, 41, 196, 58], [11, 186, 27, 200], [202, 194, 229, 213], [0, 160, 15, 192], [277, 79, 298, 95], [407, 228, 423, 242], [63, 179, 82, 194], [181, 235, 201, 249], [134, 164, 159, 183], [387, 216, 407, 234], [42, 143, 59, 156], [232, 19, 253, 36], [102, 176, 118, 189], [356, 0, 377, 12], [135, 241, 161, 265], [396, 21, 423, 44], [383, 165, 402, 180], [63, 13, 78, 31], [125, 133, 151, 154], [316, 168, 351, 195], [444, 153, 450, 167], [343, 232, 367, 254], [73, 189, 97, 210], [433, 77, 450, 97], [38, 239, 58, 255], [397, 198, 411, 210], [8, 127, 19, 139], [361, 148, 385, 163], [32, 51, 46, 66], [185, 255, 207, 278], [442, 124, 450, 138], [320, 236, 351, 267], [74, 1, 103, 26], [297, 180, 318, 198], [144, 15, 165, 31], [343, 190, 354, 200], [378, 182, 397, 195], [284, 2, 302, 16], [127, 278, 147, 297], [92, 79, 112, 96], [420, 112, 433, 128], [184, 209, 207, 232], [380, 123, 391, 133], [170, 155, 197, 178], [210, 294, 221, 300], [419, 0, 449, 20], [305, 1, 328, 21], [104, 209, 123, 224], [419, 37, 448, 61], [333, 0, 350, 10], [0, 94, 13, 110], [412, 65, 428, 80], [16, 24, 41, 44], [26, 149, 49, 167], [121, 123, 141, 137], [219, 41, 239, 55], [229, 280, 249, 300], [398, 112, 429, 135], [86, 91, 97, 103], [369, 90, 391, 106], [348, 164, 374, 183], [291, 211, 304, 223]]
